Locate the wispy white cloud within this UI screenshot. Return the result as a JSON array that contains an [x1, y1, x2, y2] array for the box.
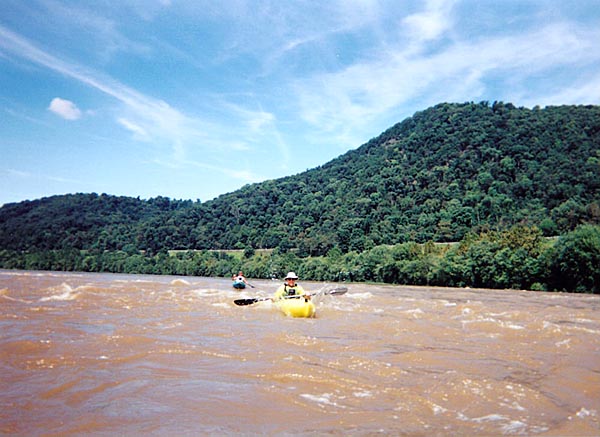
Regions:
[[294, 16, 600, 145], [6, 168, 81, 184], [6, 168, 32, 178], [37, 0, 151, 61], [520, 74, 600, 108], [402, 0, 458, 43], [47, 174, 82, 184], [3, 104, 53, 127], [117, 117, 149, 139], [48, 97, 81, 120], [217, 101, 292, 165], [150, 156, 263, 184], [121, 0, 174, 21]]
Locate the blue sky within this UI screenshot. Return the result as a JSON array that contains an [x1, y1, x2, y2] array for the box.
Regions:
[[1, 0, 599, 206]]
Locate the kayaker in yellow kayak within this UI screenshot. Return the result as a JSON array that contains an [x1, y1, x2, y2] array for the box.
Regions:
[[272, 271, 315, 317], [273, 271, 309, 301]]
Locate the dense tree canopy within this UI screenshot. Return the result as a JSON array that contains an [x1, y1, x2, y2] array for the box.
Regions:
[[1, 225, 598, 293]]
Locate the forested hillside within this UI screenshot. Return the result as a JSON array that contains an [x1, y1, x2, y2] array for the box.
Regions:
[[1, 102, 599, 256], [198, 101, 599, 254]]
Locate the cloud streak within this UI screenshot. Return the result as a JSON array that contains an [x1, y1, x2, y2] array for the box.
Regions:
[[6, 168, 81, 185], [118, 117, 149, 139]]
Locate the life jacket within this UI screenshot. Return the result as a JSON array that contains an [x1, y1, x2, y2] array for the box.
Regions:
[[283, 284, 300, 296]]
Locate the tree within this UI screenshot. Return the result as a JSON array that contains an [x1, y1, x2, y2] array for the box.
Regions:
[[548, 225, 600, 293]]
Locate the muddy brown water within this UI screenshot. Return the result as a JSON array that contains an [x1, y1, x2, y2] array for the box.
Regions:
[[1, 270, 599, 435]]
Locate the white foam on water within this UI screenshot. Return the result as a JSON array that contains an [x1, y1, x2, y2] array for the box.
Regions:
[[457, 411, 532, 435], [490, 311, 512, 317], [1, 290, 33, 304], [431, 403, 448, 415], [576, 407, 597, 418], [353, 390, 373, 398], [191, 288, 221, 298], [575, 318, 596, 324], [170, 279, 190, 286], [501, 420, 528, 434], [467, 413, 508, 423], [300, 393, 345, 408], [504, 322, 525, 330], [570, 325, 600, 335], [543, 321, 561, 333], [405, 308, 424, 318], [462, 316, 525, 331], [39, 283, 80, 301], [345, 292, 373, 300], [500, 399, 527, 412]]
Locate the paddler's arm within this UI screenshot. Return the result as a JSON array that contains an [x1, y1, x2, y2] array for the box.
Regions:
[[297, 285, 311, 300], [272, 285, 285, 301]]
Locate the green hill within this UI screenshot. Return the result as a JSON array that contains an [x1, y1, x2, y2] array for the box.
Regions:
[[1, 102, 599, 256]]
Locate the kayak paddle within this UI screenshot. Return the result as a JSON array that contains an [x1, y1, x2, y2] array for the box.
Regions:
[[233, 296, 272, 306], [312, 286, 348, 298], [234, 286, 348, 306]]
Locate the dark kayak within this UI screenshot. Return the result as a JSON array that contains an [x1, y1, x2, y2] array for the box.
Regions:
[[232, 280, 246, 290]]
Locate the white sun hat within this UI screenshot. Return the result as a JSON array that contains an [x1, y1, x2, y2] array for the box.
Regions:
[[284, 271, 299, 280]]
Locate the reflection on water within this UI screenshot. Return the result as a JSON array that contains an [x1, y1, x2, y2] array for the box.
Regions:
[[1, 270, 599, 435]]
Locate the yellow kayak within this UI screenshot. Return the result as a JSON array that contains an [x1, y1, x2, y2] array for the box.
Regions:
[[276, 298, 316, 318]]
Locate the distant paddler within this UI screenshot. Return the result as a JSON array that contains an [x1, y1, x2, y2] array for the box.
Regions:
[[232, 271, 250, 290]]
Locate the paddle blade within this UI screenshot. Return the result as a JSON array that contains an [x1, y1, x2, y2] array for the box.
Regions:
[[234, 296, 270, 306], [324, 287, 348, 296], [234, 298, 260, 306]]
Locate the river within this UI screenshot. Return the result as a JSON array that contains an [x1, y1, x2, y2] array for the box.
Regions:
[[1, 270, 599, 436]]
